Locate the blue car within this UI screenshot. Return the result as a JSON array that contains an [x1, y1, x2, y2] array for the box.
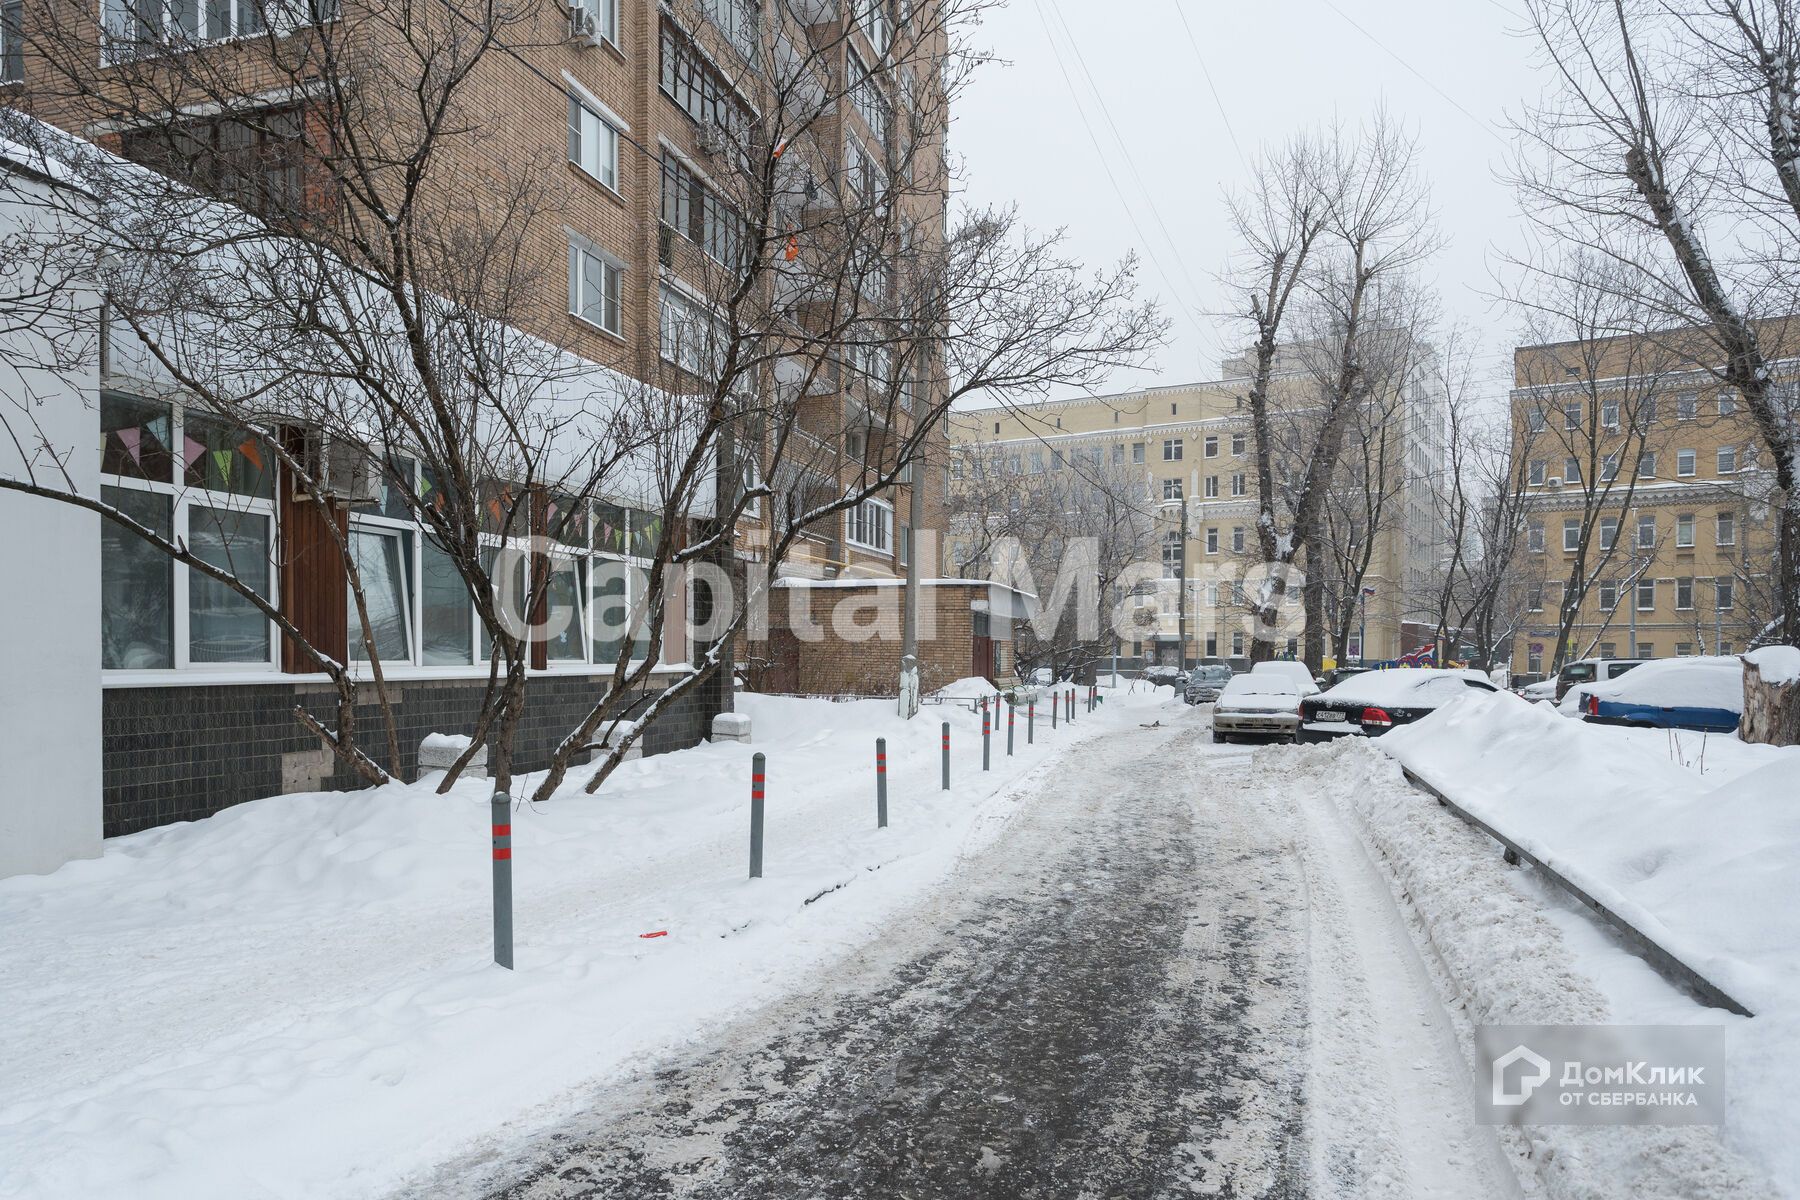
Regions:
[[1578, 657, 1742, 733]]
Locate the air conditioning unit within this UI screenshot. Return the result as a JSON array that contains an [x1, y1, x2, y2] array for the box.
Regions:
[[1548, 476, 1562, 487], [569, 4, 605, 46], [696, 122, 732, 158], [295, 431, 380, 505]]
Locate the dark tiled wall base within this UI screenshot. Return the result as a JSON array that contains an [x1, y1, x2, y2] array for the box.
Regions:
[[102, 673, 723, 837]]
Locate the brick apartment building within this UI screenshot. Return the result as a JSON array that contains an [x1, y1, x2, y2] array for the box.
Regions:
[[1509, 326, 1787, 679], [947, 342, 1447, 671], [0, 0, 963, 875]]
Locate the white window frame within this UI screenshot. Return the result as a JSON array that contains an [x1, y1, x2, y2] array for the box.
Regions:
[[845, 495, 894, 553], [568, 234, 624, 336], [1637, 514, 1656, 549], [1717, 511, 1736, 547], [575, 0, 619, 45], [1718, 445, 1737, 474], [1162, 438, 1182, 461], [1676, 448, 1696, 477], [1676, 513, 1695, 548], [567, 91, 622, 192], [1562, 518, 1580, 552]]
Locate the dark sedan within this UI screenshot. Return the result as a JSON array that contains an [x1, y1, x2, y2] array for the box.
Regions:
[[1298, 669, 1499, 741]]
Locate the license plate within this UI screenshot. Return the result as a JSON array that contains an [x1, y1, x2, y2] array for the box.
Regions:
[[1315, 711, 1346, 723]]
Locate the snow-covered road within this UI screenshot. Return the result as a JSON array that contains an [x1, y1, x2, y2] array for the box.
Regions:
[[414, 713, 1521, 1199]]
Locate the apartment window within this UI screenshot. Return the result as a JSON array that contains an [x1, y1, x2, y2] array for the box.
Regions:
[[1527, 520, 1545, 553], [1527, 583, 1545, 612], [1677, 392, 1698, 420], [1599, 641, 1617, 657], [1563, 401, 1583, 430], [858, 0, 892, 54], [1232, 432, 1247, 456], [1601, 453, 1619, 482], [1026, 449, 1043, 473], [1717, 511, 1736, 547], [1563, 457, 1582, 483], [1718, 445, 1738, 474], [848, 45, 892, 145], [1639, 641, 1656, 658], [1637, 514, 1657, 549], [1529, 459, 1547, 486], [1112, 444, 1124, 465], [1717, 578, 1735, 610], [567, 95, 620, 192], [1231, 525, 1246, 553], [575, 0, 620, 45], [2, 0, 21, 83], [1636, 396, 1658, 429], [1599, 516, 1617, 550], [845, 497, 894, 552], [1718, 390, 1737, 416], [661, 152, 745, 268], [1601, 398, 1620, 429], [1205, 527, 1219, 554], [101, 0, 335, 59], [1230, 472, 1246, 497], [1205, 633, 1218, 657], [700, 0, 757, 60], [1562, 518, 1581, 552], [1527, 648, 1544, 674], [1598, 580, 1617, 610], [660, 16, 749, 136], [1637, 451, 1657, 478], [1161, 531, 1183, 579], [1676, 448, 1696, 477], [1204, 435, 1219, 458], [1676, 577, 1694, 610], [1676, 513, 1695, 548], [1203, 475, 1219, 499], [1207, 583, 1220, 606], [659, 283, 724, 376], [1637, 578, 1656, 611], [568, 238, 623, 336], [99, 394, 275, 671], [1162, 478, 1182, 501], [1231, 630, 1245, 657], [1527, 406, 1547, 433], [1050, 449, 1066, 472], [1131, 442, 1146, 464], [1163, 438, 1183, 461], [1677, 642, 1693, 657], [116, 104, 309, 218]]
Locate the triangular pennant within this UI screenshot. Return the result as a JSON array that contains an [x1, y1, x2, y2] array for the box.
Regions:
[[212, 449, 234, 484], [184, 435, 207, 468], [146, 415, 170, 448], [117, 427, 142, 466], [237, 439, 263, 471]]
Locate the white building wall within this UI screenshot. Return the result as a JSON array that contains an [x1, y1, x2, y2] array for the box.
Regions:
[[0, 163, 103, 876]]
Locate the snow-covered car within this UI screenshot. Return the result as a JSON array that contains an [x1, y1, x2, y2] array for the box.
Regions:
[[1516, 678, 1556, 702], [1577, 656, 1743, 733], [1183, 663, 1233, 705], [1249, 660, 1321, 696], [1210, 674, 1306, 743], [1298, 669, 1498, 741], [1554, 656, 1645, 702], [1142, 665, 1185, 688]]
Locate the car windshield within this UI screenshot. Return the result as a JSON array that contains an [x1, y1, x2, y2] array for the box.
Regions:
[[1562, 662, 1596, 684], [1222, 675, 1299, 698]]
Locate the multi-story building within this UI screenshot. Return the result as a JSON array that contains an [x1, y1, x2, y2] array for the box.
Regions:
[[947, 342, 1446, 670], [0, 0, 957, 874], [1508, 329, 1783, 679]]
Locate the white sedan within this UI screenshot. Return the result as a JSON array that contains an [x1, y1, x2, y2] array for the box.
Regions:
[[1210, 674, 1306, 743]]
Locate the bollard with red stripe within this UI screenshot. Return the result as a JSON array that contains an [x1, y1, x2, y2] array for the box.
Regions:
[[490, 789, 513, 970], [749, 752, 766, 879], [1028, 699, 1035, 744], [941, 721, 951, 790], [982, 706, 991, 771], [876, 737, 888, 828], [1006, 698, 1015, 756]]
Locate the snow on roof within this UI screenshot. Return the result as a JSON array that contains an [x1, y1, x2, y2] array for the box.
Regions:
[[1746, 645, 1800, 686], [1318, 668, 1489, 705], [1588, 656, 1743, 711]]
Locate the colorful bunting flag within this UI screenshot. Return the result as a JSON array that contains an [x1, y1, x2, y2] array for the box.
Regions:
[[117, 427, 142, 466]]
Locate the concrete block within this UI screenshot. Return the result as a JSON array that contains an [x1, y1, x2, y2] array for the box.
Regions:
[[419, 733, 487, 779], [712, 712, 752, 744]]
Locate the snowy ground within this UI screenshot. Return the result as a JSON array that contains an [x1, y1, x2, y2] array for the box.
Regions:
[[0, 686, 1156, 1199]]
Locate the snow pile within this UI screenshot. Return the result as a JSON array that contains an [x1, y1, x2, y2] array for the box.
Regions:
[[1262, 739, 1780, 1198], [1584, 655, 1743, 710], [930, 675, 1006, 700], [1746, 644, 1800, 685], [0, 686, 1180, 1199]]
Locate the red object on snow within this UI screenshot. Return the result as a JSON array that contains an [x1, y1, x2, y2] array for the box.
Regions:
[[639, 930, 668, 939]]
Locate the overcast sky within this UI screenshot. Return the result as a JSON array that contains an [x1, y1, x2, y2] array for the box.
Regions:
[[948, 0, 1539, 406]]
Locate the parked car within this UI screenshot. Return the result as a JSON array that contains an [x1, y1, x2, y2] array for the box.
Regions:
[[1184, 663, 1234, 705], [1578, 656, 1743, 733], [1298, 669, 1499, 741], [1554, 657, 1646, 701], [1250, 660, 1321, 696], [1319, 665, 1371, 690], [1142, 664, 1186, 688], [1517, 678, 1557, 703], [1210, 674, 1306, 742]]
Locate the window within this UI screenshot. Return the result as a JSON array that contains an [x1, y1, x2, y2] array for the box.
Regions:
[[1203, 475, 1219, 499], [1717, 511, 1736, 547], [567, 95, 620, 191], [1132, 442, 1145, 464], [1205, 633, 1218, 657], [1231, 472, 1246, 497], [845, 497, 893, 552], [1112, 444, 1123, 465], [1677, 642, 1693, 657], [661, 152, 744, 268], [1527, 583, 1545, 612], [1676, 448, 1696, 477], [1231, 525, 1246, 553], [1601, 399, 1620, 429], [1162, 531, 1183, 578], [1676, 577, 1694, 610], [1527, 520, 1545, 553], [858, 0, 891, 54], [659, 283, 724, 376], [1529, 459, 1547, 486], [1637, 578, 1656, 611], [116, 104, 310, 218], [1677, 392, 1698, 420], [1639, 642, 1656, 658], [1563, 401, 1583, 430], [1231, 432, 1247, 456], [1163, 438, 1183, 461], [660, 16, 749, 137], [1162, 478, 1182, 500], [1528, 648, 1544, 674], [701, 0, 756, 59], [1527, 407, 1547, 433], [1676, 513, 1694, 548], [101, 0, 335, 60], [1717, 578, 1735, 610], [1204, 435, 1219, 458], [1205, 527, 1219, 554], [1601, 453, 1619, 482], [1718, 445, 1738, 474], [1636, 396, 1658, 429], [1231, 630, 1245, 657], [848, 46, 892, 145], [1562, 518, 1580, 552], [2, 0, 21, 83], [1598, 580, 1617, 610], [1599, 516, 1617, 550], [1637, 451, 1657, 478], [1600, 641, 1616, 658], [1718, 390, 1737, 416], [1028, 449, 1044, 473], [1564, 457, 1582, 483], [1051, 450, 1065, 472], [1637, 514, 1656, 549], [568, 238, 623, 335], [99, 394, 275, 671]]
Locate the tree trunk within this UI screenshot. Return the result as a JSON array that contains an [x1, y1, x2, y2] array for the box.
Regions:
[[1741, 657, 1800, 746]]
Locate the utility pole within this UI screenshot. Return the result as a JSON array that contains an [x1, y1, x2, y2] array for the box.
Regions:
[[899, 447, 925, 718]]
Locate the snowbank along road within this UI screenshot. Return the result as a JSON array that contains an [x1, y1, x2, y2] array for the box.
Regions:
[[413, 711, 1522, 1199]]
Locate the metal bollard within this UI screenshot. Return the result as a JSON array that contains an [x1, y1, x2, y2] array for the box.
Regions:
[[876, 738, 888, 828], [1028, 700, 1035, 743], [982, 707, 991, 771], [749, 752, 766, 879], [491, 790, 513, 970], [1052, 692, 1058, 729], [1007, 699, 1015, 756], [941, 721, 951, 790]]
